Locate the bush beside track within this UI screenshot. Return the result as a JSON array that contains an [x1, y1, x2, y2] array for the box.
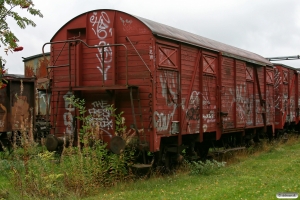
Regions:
[[0, 134, 299, 199]]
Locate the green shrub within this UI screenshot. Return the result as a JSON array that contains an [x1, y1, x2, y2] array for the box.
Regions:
[[188, 159, 226, 176], [0, 95, 136, 199]]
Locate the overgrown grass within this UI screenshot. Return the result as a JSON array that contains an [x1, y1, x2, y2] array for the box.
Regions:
[[0, 136, 300, 199], [0, 141, 136, 199], [0, 95, 137, 199], [84, 136, 300, 200]]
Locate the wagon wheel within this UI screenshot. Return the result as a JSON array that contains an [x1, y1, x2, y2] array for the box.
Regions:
[[0, 134, 12, 153], [159, 151, 177, 174], [161, 146, 181, 173], [196, 142, 210, 161]]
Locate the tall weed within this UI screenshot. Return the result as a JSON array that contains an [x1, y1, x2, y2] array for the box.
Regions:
[[0, 95, 136, 199]]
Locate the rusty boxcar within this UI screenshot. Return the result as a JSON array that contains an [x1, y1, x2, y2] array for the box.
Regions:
[[23, 52, 51, 140], [43, 9, 276, 166], [0, 74, 35, 149]]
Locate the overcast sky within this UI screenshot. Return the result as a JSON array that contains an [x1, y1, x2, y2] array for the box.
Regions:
[[3, 0, 300, 74]]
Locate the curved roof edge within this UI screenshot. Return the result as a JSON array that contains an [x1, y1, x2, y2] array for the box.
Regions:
[[51, 9, 272, 66], [272, 63, 298, 70]]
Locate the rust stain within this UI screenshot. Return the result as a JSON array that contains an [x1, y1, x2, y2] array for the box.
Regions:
[[24, 55, 50, 78], [11, 96, 30, 130], [0, 104, 7, 131], [25, 65, 35, 77], [38, 58, 49, 78]]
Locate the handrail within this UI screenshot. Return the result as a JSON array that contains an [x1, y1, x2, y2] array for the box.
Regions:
[[42, 39, 129, 86]]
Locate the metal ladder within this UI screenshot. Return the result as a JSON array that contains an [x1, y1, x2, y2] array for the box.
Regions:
[[129, 86, 145, 142], [129, 86, 151, 166], [52, 91, 60, 134]]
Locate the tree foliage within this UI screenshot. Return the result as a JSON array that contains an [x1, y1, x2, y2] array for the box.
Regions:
[[0, 0, 43, 57]]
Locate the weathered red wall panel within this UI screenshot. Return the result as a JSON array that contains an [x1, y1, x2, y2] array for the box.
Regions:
[[255, 66, 265, 127], [202, 53, 217, 133], [235, 61, 247, 128], [180, 45, 200, 135], [154, 42, 180, 135], [266, 68, 275, 126], [221, 57, 235, 129], [246, 65, 254, 127], [274, 64, 298, 130]]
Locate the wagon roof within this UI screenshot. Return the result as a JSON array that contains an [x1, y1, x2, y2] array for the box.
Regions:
[[136, 16, 271, 66], [51, 9, 271, 66], [272, 63, 299, 70], [22, 52, 50, 62]]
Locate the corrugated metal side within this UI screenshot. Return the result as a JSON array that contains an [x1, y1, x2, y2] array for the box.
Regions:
[[23, 54, 51, 118], [9, 79, 35, 132], [24, 55, 50, 79]]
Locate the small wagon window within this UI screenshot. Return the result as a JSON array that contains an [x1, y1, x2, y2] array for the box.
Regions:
[[67, 28, 86, 40]]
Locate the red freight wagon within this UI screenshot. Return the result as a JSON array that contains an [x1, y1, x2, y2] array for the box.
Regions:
[[44, 9, 274, 164], [273, 63, 300, 134]]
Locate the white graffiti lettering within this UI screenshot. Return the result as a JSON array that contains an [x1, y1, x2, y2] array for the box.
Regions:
[[159, 70, 177, 106], [90, 11, 111, 39], [63, 92, 74, 135], [154, 105, 176, 132], [149, 46, 153, 60], [90, 12, 112, 81], [88, 100, 113, 130], [120, 17, 135, 33]]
